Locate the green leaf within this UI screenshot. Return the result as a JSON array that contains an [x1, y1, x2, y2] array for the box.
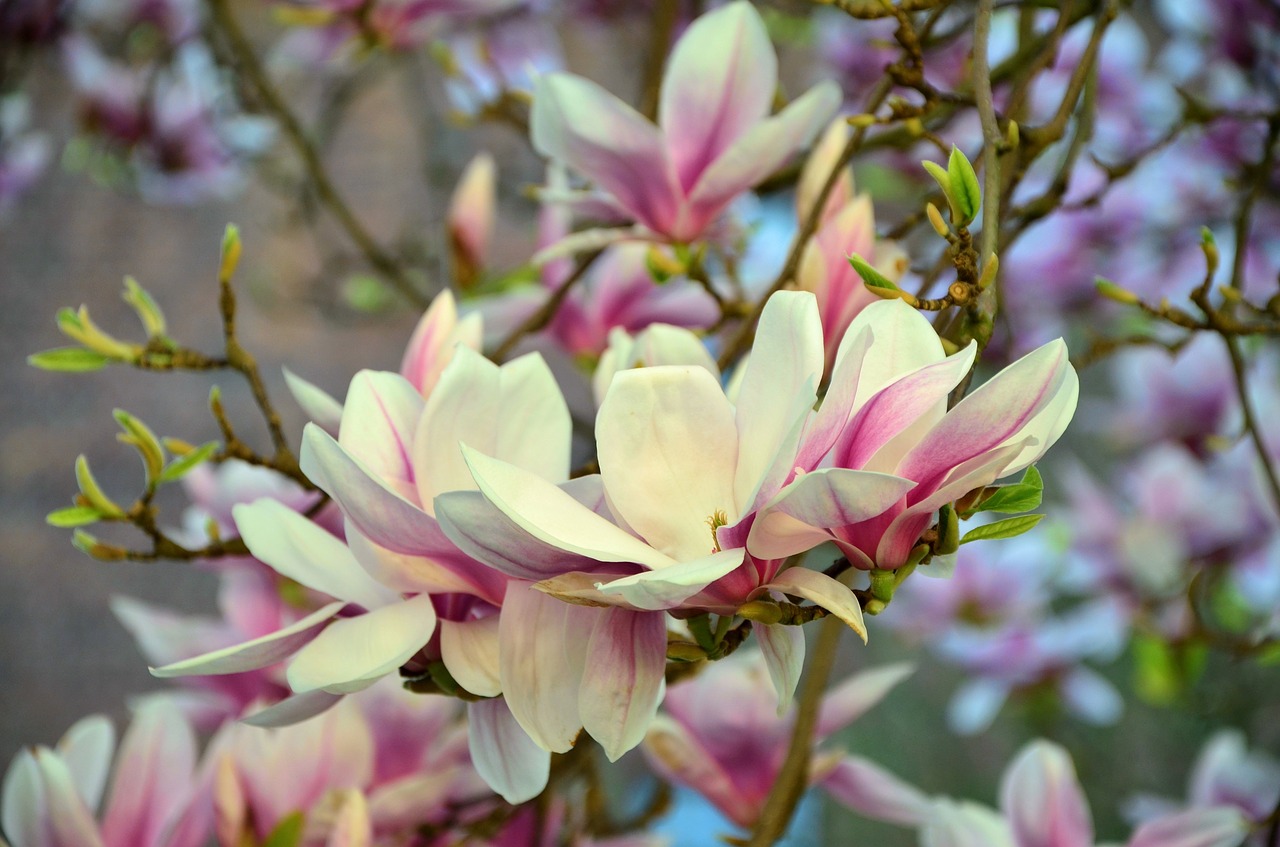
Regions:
[[27, 347, 110, 372], [847, 253, 899, 291], [47, 506, 105, 528], [114, 410, 165, 486], [76, 455, 125, 518], [261, 812, 306, 847], [959, 513, 1044, 545], [947, 145, 981, 225], [1256, 641, 1280, 665], [974, 466, 1044, 515], [121, 276, 167, 338], [157, 441, 220, 484], [921, 159, 952, 201]]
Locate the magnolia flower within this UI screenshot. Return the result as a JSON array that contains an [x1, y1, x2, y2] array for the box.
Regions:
[[530, 1, 839, 246], [748, 298, 1077, 571], [644, 652, 930, 831], [0, 699, 210, 847], [433, 291, 915, 759], [921, 740, 1250, 847]]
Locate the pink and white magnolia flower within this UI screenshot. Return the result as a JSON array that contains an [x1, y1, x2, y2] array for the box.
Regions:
[[921, 740, 1250, 847], [643, 652, 930, 831], [448, 153, 496, 291], [433, 291, 913, 760], [530, 1, 840, 246], [0, 699, 211, 847], [748, 298, 1078, 571]]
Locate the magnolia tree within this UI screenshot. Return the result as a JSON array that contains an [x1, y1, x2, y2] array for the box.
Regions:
[[3, 0, 1280, 845]]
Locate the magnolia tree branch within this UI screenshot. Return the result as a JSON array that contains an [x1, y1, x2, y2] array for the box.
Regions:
[[206, 0, 428, 307], [746, 616, 845, 847]]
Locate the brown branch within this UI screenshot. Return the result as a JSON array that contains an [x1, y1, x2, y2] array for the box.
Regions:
[[746, 615, 844, 847], [817, 0, 947, 19], [205, 0, 428, 307], [638, 0, 679, 120]]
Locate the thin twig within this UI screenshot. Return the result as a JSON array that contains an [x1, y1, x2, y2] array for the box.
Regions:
[[205, 0, 427, 307], [491, 250, 604, 361]]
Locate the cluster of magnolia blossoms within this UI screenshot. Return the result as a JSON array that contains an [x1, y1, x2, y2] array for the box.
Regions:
[[144, 280, 1078, 805]]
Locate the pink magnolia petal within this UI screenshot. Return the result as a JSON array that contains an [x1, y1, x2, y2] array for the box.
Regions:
[[440, 616, 502, 698], [467, 699, 550, 805], [460, 446, 674, 570], [149, 602, 344, 678], [579, 608, 668, 761], [643, 715, 757, 829], [732, 291, 823, 511], [682, 81, 841, 238], [999, 740, 1094, 847], [233, 500, 394, 610], [594, 548, 746, 610], [1126, 807, 1249, 847], [56, 716, 115, 813], [498, 582, 597, 752], [757, 568, 866, 642], [840, 299, 947, 413], [659, 0, 775, 191], [447, 154, 495, 278], [101, 699, 196, 847], [815, 663, 914, 739], [301, 424, 442, 555], [755, 623, 805, 713], [337, 370, 424, 486], [286, 594, 439, 694], [749, 468, 916, 560], [900, 339, 1077, 487], [283, 368, 343, 437], [820, 755, 933, 826], [597, 366, 739, 561], [531, 73, 680, 233], [832, 343, 977, 473], [400, 289, 480, 397]]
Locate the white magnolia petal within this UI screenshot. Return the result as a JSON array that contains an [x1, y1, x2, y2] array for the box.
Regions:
[[326, 791, 372, 847], [642, 715, 755, 829], [495, 352, 573, 483], [732, 291, 823, 510], [440, 617, 502, 698], [286, 595, 439, 694], [840, 299, 946, 412], [759, 568, 866, 642], [337, 370, 424, 484], [594, 548, 746, 610], [579, 608, 668, 761], [414, 346, 501, 505], [32, 751, 104, 847], [498, 582, 596, 753], [756, 623, 805, 714], [596, 366, 739, 561], [461, 447, 674, 569], [233, 500, 395, 610], [283, 368, 343, 436], [150, 602, 344, 678], [56, 716, 115, 813], [467, 699, 550, 805], [922, 800, 1016, 847], [3, 750, 49, 847]]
